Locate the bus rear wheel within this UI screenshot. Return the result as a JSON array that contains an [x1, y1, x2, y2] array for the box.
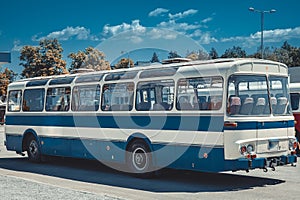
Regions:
[[127, 140, 153, 178], [26, 135, 41, 162]]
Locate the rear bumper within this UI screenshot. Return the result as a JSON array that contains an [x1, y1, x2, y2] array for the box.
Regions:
[[233, 154, 297, 171]]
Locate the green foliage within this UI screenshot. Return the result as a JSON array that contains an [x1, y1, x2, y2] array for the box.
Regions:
[[248, 41, 300, 67], [0, 67, 17, 96], [168, 51, 181, 59], [114, 58, 134, 69], [186, 49, 209, 61], [68, 47, 111, 72], [20, 39, 68, 78], [221, 46, 247, 58], [209, 48, 218, 59], [150, 52, 160, 63]]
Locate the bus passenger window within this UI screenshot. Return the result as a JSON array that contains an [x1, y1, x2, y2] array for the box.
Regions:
[[101, 83, 134, 111], [23, 89, 45, 112], [46, 87, 71, 112], [136, 80, 174, 111], [72, 85, 100, 111], [177, 76, 223, 111], [8, 90, 22, 112]]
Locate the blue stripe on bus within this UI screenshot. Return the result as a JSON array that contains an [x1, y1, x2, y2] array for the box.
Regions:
[[224, 120, 294, 130], [6, 115, 294, 131], [5, 115, 225, 132]]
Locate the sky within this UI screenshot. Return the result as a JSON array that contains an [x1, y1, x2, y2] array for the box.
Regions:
[[0, 0, 300, 75]]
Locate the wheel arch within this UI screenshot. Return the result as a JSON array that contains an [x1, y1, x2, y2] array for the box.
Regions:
[[126, 132, 153, 152]]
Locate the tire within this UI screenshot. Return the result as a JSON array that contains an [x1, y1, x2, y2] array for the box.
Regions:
[[26, 135, 41, 162], [127, 140, 153, 178]]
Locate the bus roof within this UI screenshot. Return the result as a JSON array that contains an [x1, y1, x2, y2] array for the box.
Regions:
[[9, 58, 287, 88]]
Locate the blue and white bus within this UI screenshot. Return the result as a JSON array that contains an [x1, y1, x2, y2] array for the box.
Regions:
[[4, 58, 297, 176]]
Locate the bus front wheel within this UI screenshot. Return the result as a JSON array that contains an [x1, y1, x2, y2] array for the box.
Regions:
[[26, 135, 41, 162], [127, 140, 153, 178]]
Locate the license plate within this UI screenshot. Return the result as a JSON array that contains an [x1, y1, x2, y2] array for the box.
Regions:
[[268, 140, 279, 151]]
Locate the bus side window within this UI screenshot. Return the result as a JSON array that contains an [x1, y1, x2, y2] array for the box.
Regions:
[[8, 90, 22, 112], [23, 89, 45, 112], [136, 80, 174, 111], [101, 83, 134, 111], [46, 87, 71, 112], [72, 85, 100, 112], [291, 93, 300, 111], [178, 76, 223, 111]]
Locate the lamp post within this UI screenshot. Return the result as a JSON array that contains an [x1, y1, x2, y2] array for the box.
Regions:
[[249, 7, 276, 59]]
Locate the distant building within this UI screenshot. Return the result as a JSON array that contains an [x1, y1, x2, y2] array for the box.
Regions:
[[0, 52, 11, 64], [0, 52, 11, 124], [288, 66, 300, 83]]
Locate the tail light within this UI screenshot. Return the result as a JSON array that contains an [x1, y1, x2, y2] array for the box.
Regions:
[[239, 144, 256, 159], [289, 138, 298, 151]]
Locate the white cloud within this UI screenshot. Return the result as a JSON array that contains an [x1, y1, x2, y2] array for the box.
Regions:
[[220, 27, 300, 46], [129, 36, 143, 44], [32, 26, 99, 41], [11, 40, 23, 52], [201, 17, 213, 24], [158, 20, 201, 32], [102, 20, 146, 37], [148, 28, 178, 40], [168, 9, 198, 20], [188, 30, 218, 44], [149, 8, 169, 17]]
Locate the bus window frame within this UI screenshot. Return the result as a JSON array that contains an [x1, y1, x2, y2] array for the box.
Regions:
[[71, 84, 101, 112], [22, 88, 45, 112]]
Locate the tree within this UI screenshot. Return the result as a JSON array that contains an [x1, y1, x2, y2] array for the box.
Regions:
[[197, 49, 210, 60], [248, 41, 300, 67], [68, 50, 86, 71], [68, 47, 111, 72], [168, 51, 181, 59], [186, 52, 198, 61], [20, 39, 68, 78], [0, 67, 17, 96], [114, 58, 134, 69], [221, 46, 247, 58], [281, 41, 300, 67], [150, 52, 160, 63], [186, 49, 209, 61], [209, 48, 218, 59]]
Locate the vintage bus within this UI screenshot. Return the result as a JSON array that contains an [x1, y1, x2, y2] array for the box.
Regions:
[[4, 58, 297, 176], [289, 82, 300, 154], [0, 99, 5, 125]]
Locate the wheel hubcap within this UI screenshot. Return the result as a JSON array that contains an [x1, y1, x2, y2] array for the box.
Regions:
[[132, 147, 147, 171], [29, 141, 38, 156]]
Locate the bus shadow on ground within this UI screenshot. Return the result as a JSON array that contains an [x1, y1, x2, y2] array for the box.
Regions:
[[0, 156, 284, 193]]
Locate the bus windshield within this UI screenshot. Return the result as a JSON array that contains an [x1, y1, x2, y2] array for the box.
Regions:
[[227, 75, 291, 116]]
